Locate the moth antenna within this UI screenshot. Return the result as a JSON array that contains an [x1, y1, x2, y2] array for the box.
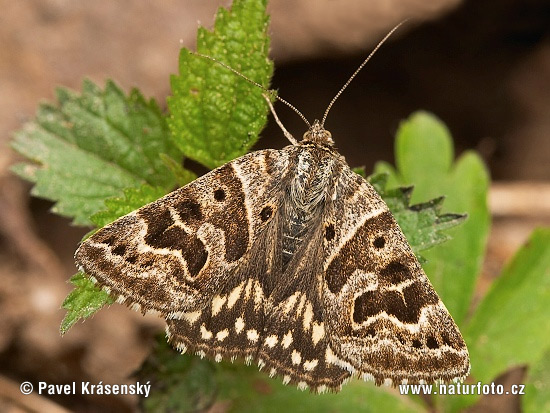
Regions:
[[321, 19, 408, 127], [192, 52, 312, 129], [262, 94, 298, 145]]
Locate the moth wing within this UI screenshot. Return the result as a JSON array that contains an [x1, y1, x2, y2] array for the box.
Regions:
[[75, 149, 289, 317], [165, 206, 283, 363], [321, 168, 470, 385], [255, 225, 352, 392]]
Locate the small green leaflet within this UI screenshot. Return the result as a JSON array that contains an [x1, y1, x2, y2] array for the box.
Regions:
[[168, 0, 273, 170]]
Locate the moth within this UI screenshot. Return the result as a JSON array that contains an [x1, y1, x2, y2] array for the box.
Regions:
[[75, 24, 470, 392]]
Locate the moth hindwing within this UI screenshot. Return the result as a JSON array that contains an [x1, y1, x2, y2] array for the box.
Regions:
[[75, 119, 470, 392]]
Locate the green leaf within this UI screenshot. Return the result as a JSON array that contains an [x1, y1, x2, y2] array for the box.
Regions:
[[159, 153, 198, 188], [368, 173, 466, 257], [218, 372, 425, 413], [90, 184, 169, 228], [167, 0, 273, 169], [60, 272, 114, 335], [138, 337, 426, 413], [12, 80, 182, 225], [524, 349, 550, 413], [138, 339, 219, 413], [374, 111, 490, 325], [464, 228, 550, 385]]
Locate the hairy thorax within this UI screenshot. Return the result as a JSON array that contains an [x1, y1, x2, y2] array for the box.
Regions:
[[281, 143, 339, 268]]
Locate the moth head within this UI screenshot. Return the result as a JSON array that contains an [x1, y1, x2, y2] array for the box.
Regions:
[[303, 120, 334, 145]]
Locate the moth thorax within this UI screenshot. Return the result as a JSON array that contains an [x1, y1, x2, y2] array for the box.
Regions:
[[303, 120, 334, 145], [281, 149, 334, 268]]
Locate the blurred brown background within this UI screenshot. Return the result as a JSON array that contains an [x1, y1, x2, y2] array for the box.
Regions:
[[1, 0, 549, 411]]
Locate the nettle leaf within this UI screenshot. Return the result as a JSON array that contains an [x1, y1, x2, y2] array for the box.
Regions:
[[367, 172, 466, 258], [60, 272, 114, 335], [374, 111, 490, 325], [138, 337, 426, 413], [12, 80, 182, 226], [91, 184, 170, 228], [168, 0, 273, 169]]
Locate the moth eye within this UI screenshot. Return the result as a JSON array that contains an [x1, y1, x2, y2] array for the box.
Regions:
[[373, 236, 385, 249], [325, 224, 335, 241], [412, 339, 422, 349], [214, 188, 226, 201], [260, 205, 273, 222]]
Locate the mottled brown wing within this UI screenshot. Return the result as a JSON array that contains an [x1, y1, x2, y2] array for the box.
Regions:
[[165, 208, 283, 364], [256, 227, 352, 392], [75, 149, 290, 318], [321, 167, 470, 385]]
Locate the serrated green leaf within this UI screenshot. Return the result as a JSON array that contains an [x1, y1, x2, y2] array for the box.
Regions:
[[91, 184, 168, 228], [160, 153, 197, 188], [12, 79, 183, 225], [168, 0, 273, 169], [374, 111, 490, 325], [138, 337, 426, 413], [353, 166, 367, 178], [367, 173, 466, 258], [464, 228, 550, 385], [60, 272, 114, 335]]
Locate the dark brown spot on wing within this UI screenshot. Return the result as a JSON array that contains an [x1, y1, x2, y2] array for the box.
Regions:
[[260, 205, 273, 221], [353, 281, 439, 324], [214, 188, 226, 201], [379, 261, 411, 285], [326, 211, 396, 294], [140, 208, 173, 240], [426, 336, 439, 349], [209, 164, 249, 262], [112, 244, 127, 256], [175, 198, 202, 222], [325, 223, 335, 241], [140, 206, 208, 278]]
